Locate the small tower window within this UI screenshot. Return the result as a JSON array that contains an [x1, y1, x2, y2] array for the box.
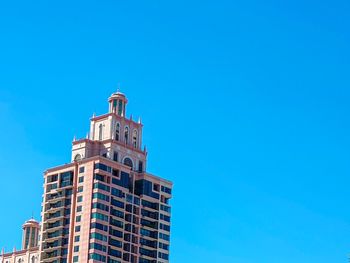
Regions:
[[113, 152, 118, 162], [74, 154, 82, 162], [123, 157, 133, 169], [118, 100, 123, 116], [138, 161, 143, 172], [115, 123, 120, 141], [98, 124, 103, 141], [124, 127, 129, 144], [132, 130, 138, 148]]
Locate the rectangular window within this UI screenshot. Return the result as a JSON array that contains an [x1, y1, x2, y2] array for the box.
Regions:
[[93, 182, 110, 192], [91, 212, 109, 222], [90, 242, 107, 252], [79, 166, 85, 173], [94, 163, 111, 173], [161, 185, 172, 194], [92, 192, 110, 202], [94, 173, 106, 182], [89, 253, 106, 262], [113, 152, 118, 162], [90, 232, 108, 242]]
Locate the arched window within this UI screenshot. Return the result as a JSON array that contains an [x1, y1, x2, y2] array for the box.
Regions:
[[31, 256, 36, 263], [132, 130, 138, 148], [115, 123, 120, 141], [123, 157, 133, 169], [124, 127, 129, 144], [74, 154, 82, 162], [98, 124, 103, 141]]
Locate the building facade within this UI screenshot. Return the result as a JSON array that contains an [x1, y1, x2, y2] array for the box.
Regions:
[[40, 91, 172, 263]]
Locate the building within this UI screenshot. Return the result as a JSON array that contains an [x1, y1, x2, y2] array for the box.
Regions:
[[0, 219, 40, 263], [40, 91, 173, 263]]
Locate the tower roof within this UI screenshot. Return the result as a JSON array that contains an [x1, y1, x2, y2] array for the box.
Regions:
[[109, 90, 127, 101], [22, 218, 40, 228]]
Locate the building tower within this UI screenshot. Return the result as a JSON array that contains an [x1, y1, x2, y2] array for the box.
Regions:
[[40, 91, 173, 263], [22, 219, 40, 249]]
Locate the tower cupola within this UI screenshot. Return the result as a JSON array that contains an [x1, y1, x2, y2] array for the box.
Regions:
[[22, 218, 40, 249], [109, 91, 128, 117]]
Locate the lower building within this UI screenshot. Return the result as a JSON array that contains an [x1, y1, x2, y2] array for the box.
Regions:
[[0, 219, 40, 263]]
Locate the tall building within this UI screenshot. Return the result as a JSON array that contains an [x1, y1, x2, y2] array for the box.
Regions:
[[40, 91, 173, 263]]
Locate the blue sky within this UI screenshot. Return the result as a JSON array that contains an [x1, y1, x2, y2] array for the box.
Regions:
[[0, 0, 350, 262]]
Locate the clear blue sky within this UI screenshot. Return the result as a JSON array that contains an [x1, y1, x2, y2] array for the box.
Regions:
[[0, 0, 349, 262]]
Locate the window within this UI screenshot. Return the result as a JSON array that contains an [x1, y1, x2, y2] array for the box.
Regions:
[[124, 126, 129, 144], [77, 196, 83, 202], [159, 232, 170, 241], [74, 236, 80, 242], [123, 157, 133, 169], [161, 185, 172, 194], [153, 184, 160, 192], [76, 215, 81, 222], [90, 232, 107, 242], [77, 206, 82, 212], [78, 176, 84, 183], [138, 161, 143, 172], [75, 226, 81, 232], [73, 256, 79, 262], [118, 100, 123, 115], [74, 154, 82, 162], [91, 212, 109, 222], [132, 129, 138, 148], [79, 166, 85, 173], [92, 192, 110, 202], [91, 222, 108, 232], [74, 246, 79, 252], [90, 242, 107, 252], [89, 253, 106, 262], [98, 124, 103, 140], [113, 152, 118, 162], [115, 123, 120, 141]]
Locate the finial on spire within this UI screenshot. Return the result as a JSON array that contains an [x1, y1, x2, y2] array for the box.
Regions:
[[138, 117, 142, 124], [86, 132, 89, 139], [73, 135, 76, 142]]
